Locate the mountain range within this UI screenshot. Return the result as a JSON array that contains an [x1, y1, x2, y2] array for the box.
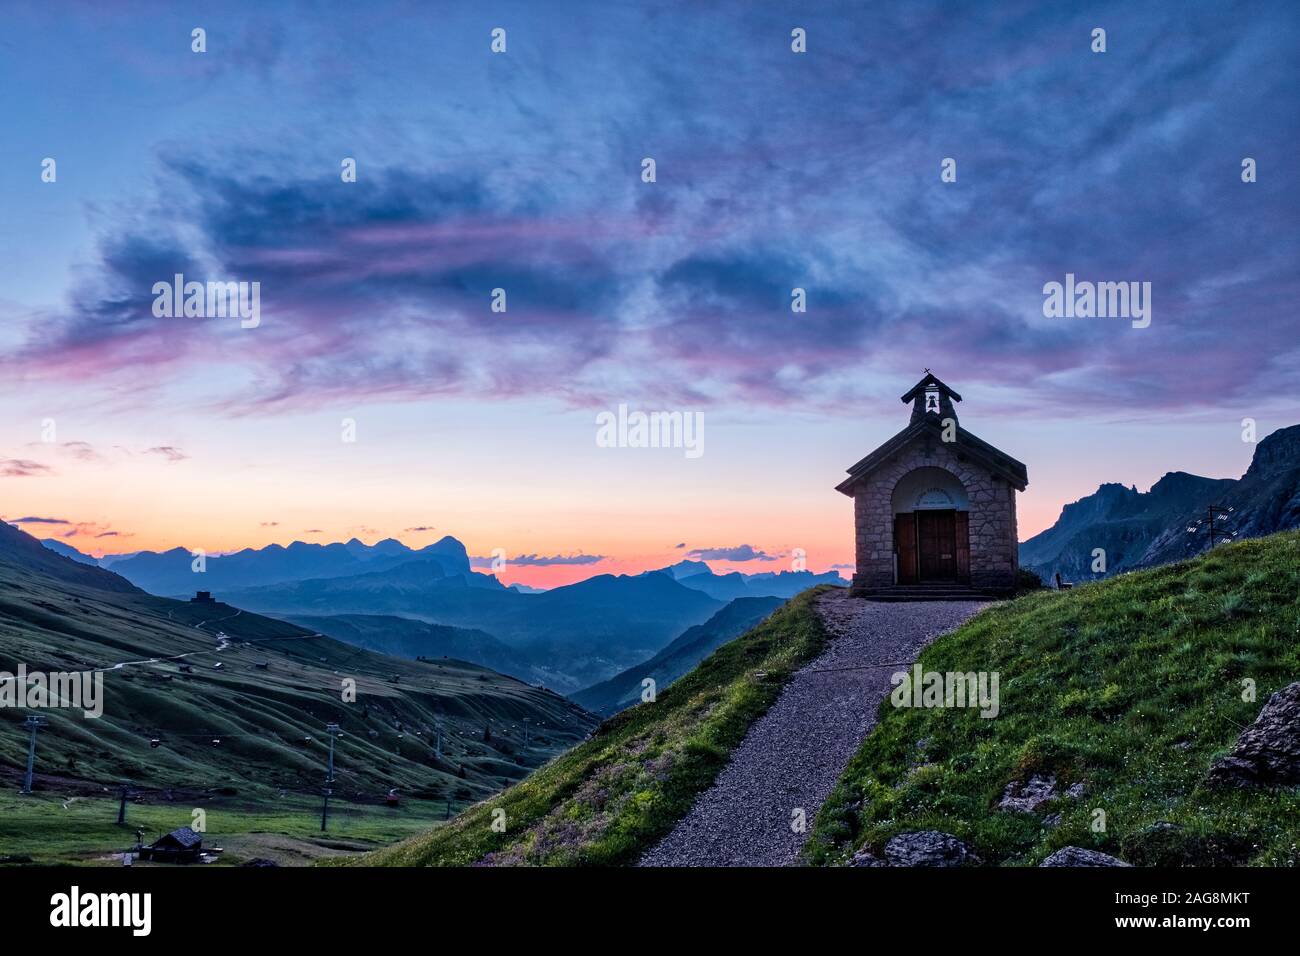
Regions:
[[1021, 423, 1300, 583], [46, 535, 488, 597], [218, 566, 726, 692], [42, 535, 846, 692], [647, 560, 846, 600]]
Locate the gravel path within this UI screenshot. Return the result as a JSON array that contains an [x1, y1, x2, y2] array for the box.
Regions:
[[638, 591, 986, 867]]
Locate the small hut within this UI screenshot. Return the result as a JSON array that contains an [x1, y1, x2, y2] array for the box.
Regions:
[[139, 826, 203, 863]]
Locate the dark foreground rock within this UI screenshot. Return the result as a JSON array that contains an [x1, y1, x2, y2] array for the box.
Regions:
[[1040, 847, 1130, 867], [1207, 681, 1300, 788], [852, 830, 982, 867]]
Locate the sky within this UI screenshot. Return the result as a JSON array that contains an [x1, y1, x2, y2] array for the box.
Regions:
[[1, 0, 1298, 588]]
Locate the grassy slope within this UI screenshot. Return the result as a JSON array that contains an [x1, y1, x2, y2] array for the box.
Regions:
[[358, 587, 829, 866], [806, 532, 1300, 867], [0, 560, 595, 805]]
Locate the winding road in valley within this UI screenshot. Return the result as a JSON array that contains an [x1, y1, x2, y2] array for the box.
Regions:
[[639, 590, 987, 867]]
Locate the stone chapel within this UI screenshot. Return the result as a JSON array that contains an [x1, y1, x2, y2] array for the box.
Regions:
[[835, 373, 1028, 597]]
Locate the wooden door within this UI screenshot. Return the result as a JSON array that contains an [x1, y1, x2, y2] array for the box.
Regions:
[[916, 509, 957, 581], [955, 511, 970, 583], [894, 513, 918, 584]]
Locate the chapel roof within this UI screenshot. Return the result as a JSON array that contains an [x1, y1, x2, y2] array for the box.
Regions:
[[836, 376, 1028, 495]]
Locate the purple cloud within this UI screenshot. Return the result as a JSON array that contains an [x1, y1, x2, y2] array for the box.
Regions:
[[686, 545, 776, 562], [470, 552, 606, 568], [1, 4, 1296, 421], [1, 459, 53, 478], [145, 446, 189, 462]]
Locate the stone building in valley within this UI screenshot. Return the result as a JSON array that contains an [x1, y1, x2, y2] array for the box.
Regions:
[[836, 373, 1028, 597]]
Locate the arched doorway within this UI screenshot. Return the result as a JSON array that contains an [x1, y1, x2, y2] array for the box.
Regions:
[[890, 467, 970, 584]]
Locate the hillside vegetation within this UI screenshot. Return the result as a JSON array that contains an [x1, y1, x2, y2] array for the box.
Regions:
[[807, 531, 1300, 866], [358, 587, 829, 865]]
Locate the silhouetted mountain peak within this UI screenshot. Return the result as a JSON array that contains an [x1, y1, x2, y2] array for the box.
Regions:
[[1145, 471, 1232, 507], [661, 559, 711, 580], [1246, 424, 1300, 480]]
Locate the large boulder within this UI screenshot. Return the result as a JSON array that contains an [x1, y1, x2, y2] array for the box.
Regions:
[[1040, 847, 1130, 867], [1207, 681, 1300, 788], [883, 831, 981, 867]]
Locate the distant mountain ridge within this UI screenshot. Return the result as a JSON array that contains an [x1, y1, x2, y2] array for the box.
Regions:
[[572, 595, 785, 715], [219, 567, 726, 693], [37, 532, 845, 692], [53, 534, 484, 597], [1021, 423, 1300, 583], [648, 559, 846, 601]]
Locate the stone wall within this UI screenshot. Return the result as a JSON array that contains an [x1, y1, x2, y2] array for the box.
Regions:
[[851, 438, 1020, 595]]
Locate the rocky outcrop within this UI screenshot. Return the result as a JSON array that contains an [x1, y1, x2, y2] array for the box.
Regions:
[[1040, 847, 1130, 867], [852, 830, 981, 867], [1019, 475, 1233, 584], [1020, 423, 1300, 584], [997, 774, 1085, 813], [1207, 681, 1300, 788]]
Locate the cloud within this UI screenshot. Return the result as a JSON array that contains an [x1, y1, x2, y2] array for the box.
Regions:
[[145, 446, 188, 462], [1, 459, 52, 477], [260, 521, 279, 527], [673, 542, 686, 549], [404, 526, 435, 532], [686, 545, 777, 562], [470, 552, 606, 568], [303, 529, 324, 534], [21, 518, 129, 542], [2, 5, 1297, 417], [60, 441, 102, 462]]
